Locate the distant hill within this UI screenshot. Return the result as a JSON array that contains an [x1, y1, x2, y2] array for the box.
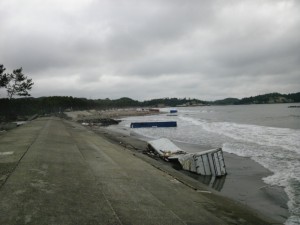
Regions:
[[210, 92, 300, 105], [237, 92, 300, 105], [0, 92, 299, 121], [212, 98, 240, 105]]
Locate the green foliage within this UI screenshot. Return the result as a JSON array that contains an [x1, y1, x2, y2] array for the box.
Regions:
[[0, 64, 9, 88], [0, 96, 208, 119], [212, 98, 240, 105], [287, 92, 300, 102], [6, 68, 34, 99], [142, 97, 207, 107], [0, 64, 34, 99], [238, 92, 296, 104], [212, 92, 300, 105]]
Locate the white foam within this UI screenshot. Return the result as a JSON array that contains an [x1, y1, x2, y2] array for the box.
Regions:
[[179, 116, 300, 154], [123, 114, 300, 224], [222, 145, 300, 225]]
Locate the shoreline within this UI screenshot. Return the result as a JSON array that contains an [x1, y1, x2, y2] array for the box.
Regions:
[[172, 140, 289, 222], [1, 117, 284, 225], [65, 108, 290, 223], [91, 123, 289, 223]]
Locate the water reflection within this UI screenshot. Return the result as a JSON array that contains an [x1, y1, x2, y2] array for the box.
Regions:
[[170, 161, 227, 191], [190, 173, 227, 191]]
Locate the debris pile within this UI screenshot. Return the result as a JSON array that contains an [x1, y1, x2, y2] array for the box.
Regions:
[[78, 118, 120, 127], [147, 138, 227, 177]]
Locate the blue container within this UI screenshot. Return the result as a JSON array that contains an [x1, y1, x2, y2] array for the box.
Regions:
[[130, 121, 177, 128]]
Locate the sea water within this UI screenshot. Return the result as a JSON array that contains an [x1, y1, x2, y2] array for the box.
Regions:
[[119, 103, 300, 225]]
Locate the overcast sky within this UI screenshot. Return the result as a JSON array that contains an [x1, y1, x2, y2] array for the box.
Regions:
[[0, 0, 299, 100]]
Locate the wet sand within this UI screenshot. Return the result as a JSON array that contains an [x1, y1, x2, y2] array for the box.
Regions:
[[93, 124, 289, 223], [173, 141, 289, 222]]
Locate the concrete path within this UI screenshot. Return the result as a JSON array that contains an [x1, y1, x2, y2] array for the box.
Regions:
[[0, 118, 276, 225]]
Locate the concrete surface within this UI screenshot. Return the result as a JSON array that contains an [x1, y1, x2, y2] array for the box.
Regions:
[[0, 117, 279, 225]]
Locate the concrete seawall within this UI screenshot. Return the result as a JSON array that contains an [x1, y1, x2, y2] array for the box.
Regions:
[[0, 117, 279, 225]]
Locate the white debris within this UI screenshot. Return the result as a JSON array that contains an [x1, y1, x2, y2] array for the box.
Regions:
[[178, 148, 227, 176], [147, 138, 186, 158], [148, 138, 227, 177]]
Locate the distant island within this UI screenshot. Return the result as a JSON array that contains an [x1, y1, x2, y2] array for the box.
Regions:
[[0, 92, 299, 122]]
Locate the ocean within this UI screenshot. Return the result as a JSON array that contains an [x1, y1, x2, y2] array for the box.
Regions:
[[118, 103, 300, 225]]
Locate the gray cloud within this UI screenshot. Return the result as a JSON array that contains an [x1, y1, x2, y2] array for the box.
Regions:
[[0, 0, 299, 100]]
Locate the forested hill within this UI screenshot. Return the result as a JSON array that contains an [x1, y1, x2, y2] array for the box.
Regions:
[[210, 92, 300, 105], [0, 92, 299, 121], [0, 96, 205, 120], [239, 92, 300, 104]]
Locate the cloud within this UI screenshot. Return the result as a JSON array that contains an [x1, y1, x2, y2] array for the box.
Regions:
[[0, 0, 299, 100]]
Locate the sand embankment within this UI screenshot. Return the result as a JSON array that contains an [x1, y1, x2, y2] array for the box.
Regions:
[[64, 108, 160, 121]]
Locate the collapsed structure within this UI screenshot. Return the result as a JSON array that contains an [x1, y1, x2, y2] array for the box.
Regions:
[[147, 138, 227, 177]]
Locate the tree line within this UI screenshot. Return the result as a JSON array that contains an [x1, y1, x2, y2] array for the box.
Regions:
[[0, 96, 205, 121], [237, 92, 300, 104], [1, 92, 298, 121], [207, 92, 300, 105], [1, 63, 299, 121]]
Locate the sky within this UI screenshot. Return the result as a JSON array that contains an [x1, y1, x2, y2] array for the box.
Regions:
[[0, 0, 299, 101]]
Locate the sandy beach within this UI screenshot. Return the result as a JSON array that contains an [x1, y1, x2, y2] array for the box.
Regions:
[[67, 108, 290, 223]]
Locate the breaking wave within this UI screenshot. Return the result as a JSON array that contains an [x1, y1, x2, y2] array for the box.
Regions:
[[121, 111, 300, 224]]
